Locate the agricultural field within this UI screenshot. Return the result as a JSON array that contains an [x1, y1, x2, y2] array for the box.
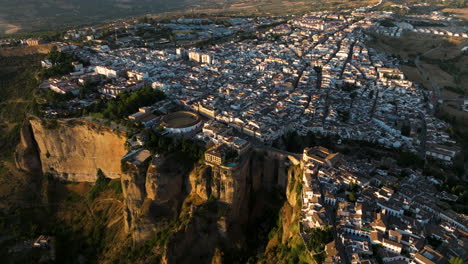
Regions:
[[0, 0, 187, 34], [0, 0, 378, 35], [443, 8, 468, 20], [188, 0, 380, 15]]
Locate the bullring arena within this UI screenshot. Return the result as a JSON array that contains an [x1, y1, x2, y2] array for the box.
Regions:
[[161, 111, 202, 133]]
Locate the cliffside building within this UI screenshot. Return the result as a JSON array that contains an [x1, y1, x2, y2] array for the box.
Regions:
[[205, 143, 229, 165], [204, 138, 251, 167], [303, 146, 341, 168]]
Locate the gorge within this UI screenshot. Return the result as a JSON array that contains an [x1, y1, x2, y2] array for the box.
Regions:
[[15, 117, 311, 263]]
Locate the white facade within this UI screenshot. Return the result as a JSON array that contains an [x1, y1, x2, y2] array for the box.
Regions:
[[165, 121, 202, 134], [95, 65, 118, 78]]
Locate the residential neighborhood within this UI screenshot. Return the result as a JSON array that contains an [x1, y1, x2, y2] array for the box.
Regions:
[[33, 11, 462, 164], [6, 3, 466, 263]]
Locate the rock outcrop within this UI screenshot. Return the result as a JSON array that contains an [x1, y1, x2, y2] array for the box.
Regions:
[[187, 165, 212, 200], [279, 165, 303, 243], [16, 117, 307, 263], [145, 155, 185, 204], [122, 153, 190, 244], [159, 150, 301, 264], [250, 148, 291, 190], [15, 120, 42, 173], [260, 164, 311, 263], [205, 153, 251, 223], [23, 118, 127, 182], [163, 208, 228, 264]]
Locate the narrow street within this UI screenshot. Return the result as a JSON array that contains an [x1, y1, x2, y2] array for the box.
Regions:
[[339, 40, 357, 79]]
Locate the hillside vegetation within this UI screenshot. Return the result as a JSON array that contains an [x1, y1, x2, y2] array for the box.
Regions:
[[0, 53, 43, 157]]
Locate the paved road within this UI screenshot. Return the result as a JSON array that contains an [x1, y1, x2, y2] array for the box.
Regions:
[[417, 111, 428, 157], [339, 40, 357, 79]]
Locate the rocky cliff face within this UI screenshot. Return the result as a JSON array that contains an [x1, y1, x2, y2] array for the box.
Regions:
[[199, 153, 251, 223], [158, 150, 303, 264], [16, 118, 307, 263], [15, 120, 42, 173], [250, 148, 291, 190], [261, 164, 312, 264], [279, 165, 303, 243], [122, 153, 191, 244], [19, 118, 127, 182]]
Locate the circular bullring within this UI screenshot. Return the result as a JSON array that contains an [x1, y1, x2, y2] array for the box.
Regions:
[[161, 111, 202, 133]]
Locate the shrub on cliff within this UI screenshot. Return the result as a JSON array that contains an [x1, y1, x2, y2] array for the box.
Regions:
[[88, 169, 123, 200], [108, 180, 122, 194], [88, 169, 110, 200], [41, 118, 60, 129], [305, 227, 333, 254]]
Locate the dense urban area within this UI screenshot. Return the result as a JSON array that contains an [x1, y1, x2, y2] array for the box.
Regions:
[[0, 0, 467, 263]]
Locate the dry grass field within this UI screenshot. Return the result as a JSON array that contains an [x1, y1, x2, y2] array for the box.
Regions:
[[367, 33, 452, 59], [218, 0, 380, 14], [439, 104, 468, 136], [367, 33, 468, 95], [400, 65, 432, 87], [0, 44, 53, 57], [443, 8, 468, 21]]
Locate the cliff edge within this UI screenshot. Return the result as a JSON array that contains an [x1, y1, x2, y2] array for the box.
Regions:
[[17, 117, 127, 182]]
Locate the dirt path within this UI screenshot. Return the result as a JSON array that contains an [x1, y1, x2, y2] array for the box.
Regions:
[[0, 23, 21, 34], [415, 46, 441, 98]]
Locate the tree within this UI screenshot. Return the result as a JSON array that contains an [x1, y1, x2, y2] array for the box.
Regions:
[[99, 86, 165, 120], [397, 151, 424, 168], [380, 19, 395, 27], [349, 91, 358, 109], [349, 183, 359, 192], [306, 227, 333, 254], [338, 110, 350, 122], [341, 82, 358, 92], [348, 192, 358, 202], [88, 169, 110, 200], [401, 125, 411, 137], [449, 257, 463, 264], [39, 47, 81, 79], [143, 129, 204, 161]]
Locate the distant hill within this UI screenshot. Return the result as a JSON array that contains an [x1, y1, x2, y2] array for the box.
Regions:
[[0, 0, 378, 35], [0, 0, 187, 34]]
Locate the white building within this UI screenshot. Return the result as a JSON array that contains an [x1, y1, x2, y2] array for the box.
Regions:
[[95, 65, 118, 78]]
